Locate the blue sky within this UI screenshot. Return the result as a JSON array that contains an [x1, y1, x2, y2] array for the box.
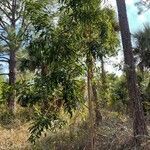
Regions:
[[105, 0, 150, 75], [126, 0, 150, 33], [107, 0, 150, 32]]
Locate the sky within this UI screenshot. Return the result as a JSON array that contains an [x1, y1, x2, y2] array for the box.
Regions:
[[105, 0, 150, 75], [123, 0, 150, 33]]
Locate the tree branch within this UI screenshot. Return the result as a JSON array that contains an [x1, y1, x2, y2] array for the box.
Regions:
[[0, 7, 12, 21], [0, 59, 9, 63], [1, 19, 10, 27], [0, 34, 9, 45], [0, 1, 12, 12], [15, 2, 25, 22], [19, 22, 30, 39], [5, 0, 12, 10], [0, 52, 9, 56], [0, 22, 8, 33], [0, 56, 9, 60], [12, 0, 17, 21]]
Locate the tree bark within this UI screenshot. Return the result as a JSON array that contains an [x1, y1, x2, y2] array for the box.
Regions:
[[91, 60, 102, 126], [100, 56, 106, 87], [87, 52, 95, 150], [8, 49, 16, 114], [41, 64, 49, 113], [100, 55, 107, 107], [116, 0, 148, 147], [7, 0, 17, 114], [92, 82, 102, 126]]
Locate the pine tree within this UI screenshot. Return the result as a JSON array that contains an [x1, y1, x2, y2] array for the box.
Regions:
[[0, 0, 28, 113], [116, 0, 148, 147]]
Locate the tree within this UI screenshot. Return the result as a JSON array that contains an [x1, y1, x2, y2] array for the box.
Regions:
[[6, 0, 118, 147], [134, 24, 150, 72], [0, 0, 51, 114], [0, 0, 29, 113], [19, 23, 85, 144], [58, 1, 119, 149], [92, 7, 119, 108], [116, 0, 148, 147], [134, 24, 150, 115], [109, 74, 128, 113]]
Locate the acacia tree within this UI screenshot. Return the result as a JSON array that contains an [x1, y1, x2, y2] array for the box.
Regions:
[[116, 0, 148, 147]]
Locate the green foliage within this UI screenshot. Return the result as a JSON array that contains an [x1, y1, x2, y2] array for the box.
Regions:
[[1, 82, 12, 104], [0, 109, 15, 127], [134, 25, 150, 114], [134, 24, 150, 70], [19, 0, 120, 143], [17, 17, 85, 142], [17, 81, 38, 106], [0, 76, 5, 104], [60, 0, 102, 24], [59, 0, 119, 56], [0, 1, 149, 149], [25, 0, 52, 29], [1, 0, 146, 147], [112, 77, 127, 105], [28, 108, 65, 144], [0, 105, 34, 129], [136, 71, 150, 114], [107, 75, 128, 113]]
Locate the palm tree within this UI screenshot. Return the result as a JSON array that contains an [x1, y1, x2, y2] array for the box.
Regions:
[[116, 0, 148, 147], [134, 24, 150, 72]]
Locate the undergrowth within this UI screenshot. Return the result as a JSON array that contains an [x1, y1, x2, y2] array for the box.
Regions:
[[0, 106, 149, 150]]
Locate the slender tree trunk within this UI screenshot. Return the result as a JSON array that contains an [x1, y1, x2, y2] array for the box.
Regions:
[[92, 82, 102, 126], [8, 1, 17, 114], [100, 56, 106, 87], [87, 52, 95, 150], [41, 64, 49, 113], [8, 49, 16, 114], [91, 60, 102, 126], [116, 0, 148, 147], [100, 55, 107, 107]]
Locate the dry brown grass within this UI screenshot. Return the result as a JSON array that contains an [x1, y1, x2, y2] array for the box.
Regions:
[[0, 109, 149, 150], [34, 110, 150, 150], [0, 123, 31, 150]]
